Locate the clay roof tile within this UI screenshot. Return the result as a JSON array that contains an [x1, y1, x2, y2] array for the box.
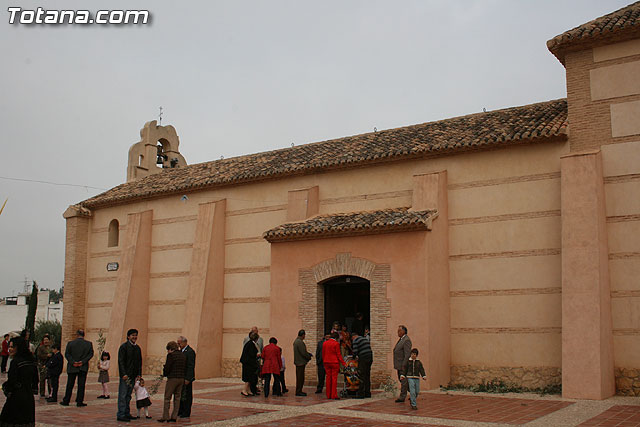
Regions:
[[547, 1, 640, 64], [81, 99, 567, 209], [262, 207, 438, 243]]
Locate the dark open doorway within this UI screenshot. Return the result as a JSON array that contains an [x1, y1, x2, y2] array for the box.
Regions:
[[323, 276, 370, 335]]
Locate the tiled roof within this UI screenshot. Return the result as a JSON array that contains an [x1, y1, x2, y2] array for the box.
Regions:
[[81, 99, 568, 209], [547, 1, 640, 64], [263, 208, 438, 243]]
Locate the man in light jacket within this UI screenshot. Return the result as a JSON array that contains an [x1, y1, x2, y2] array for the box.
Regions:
[[292, 329, 312, 396], [392, 325, 412, 403]]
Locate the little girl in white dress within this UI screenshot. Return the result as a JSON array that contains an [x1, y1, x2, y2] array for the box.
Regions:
[[134, 378, 152, 419]]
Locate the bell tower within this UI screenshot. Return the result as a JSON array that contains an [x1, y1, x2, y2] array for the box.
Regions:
[[127, 120, 187, 182]]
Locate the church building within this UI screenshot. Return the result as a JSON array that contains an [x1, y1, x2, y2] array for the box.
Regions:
[[62, 3, 640, 399]]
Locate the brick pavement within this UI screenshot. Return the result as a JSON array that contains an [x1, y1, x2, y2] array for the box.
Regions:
[[197, 387, 381, 407], [579, 405, 640, 427], [37, 402, 271, 426], [344, 393, 573, 425], [1, 373, 639, 426], [260, 413, 434, 426]]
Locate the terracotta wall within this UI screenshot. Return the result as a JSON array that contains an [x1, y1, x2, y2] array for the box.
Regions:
[[62, 207, 91, 348], [602, 140, 640, 396], [59, 30, 639, 397], [73, 140, 567, 382], [269, 232, 443, 388], [565, 43, 640, 153], [561, 36, 640, 396]]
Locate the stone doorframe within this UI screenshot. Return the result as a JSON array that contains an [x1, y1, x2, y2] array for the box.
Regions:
[[298, 252, 392, 386]]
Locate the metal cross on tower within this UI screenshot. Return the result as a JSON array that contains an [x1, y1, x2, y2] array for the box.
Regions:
[[158, 106, 163, 125]]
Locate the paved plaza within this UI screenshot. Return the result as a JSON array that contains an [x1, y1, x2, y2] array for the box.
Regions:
[[5, 373, 640, 426]]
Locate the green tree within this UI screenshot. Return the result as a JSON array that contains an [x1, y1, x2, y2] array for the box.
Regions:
[[34, 319, 62, 347], [25, 281, 38, 341], [49, 287, 63, 304]]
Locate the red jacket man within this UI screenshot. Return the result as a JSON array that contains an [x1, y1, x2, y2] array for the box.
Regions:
[[261, 338, 283, 397], [322, 332, 345, 399]]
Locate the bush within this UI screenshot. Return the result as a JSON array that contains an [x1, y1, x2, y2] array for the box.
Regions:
[[33, 319, 62, 346], [441, 378, 562, 396], [380, 375, 398, 396]]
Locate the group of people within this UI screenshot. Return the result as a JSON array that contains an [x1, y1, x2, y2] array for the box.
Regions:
[[239, 323, 426, 409], [316, 326, 373, 399], [2, 322, 426, 426], [393, 325, 426, 410], [0, 331, 64, 405], [0, 331, 40, 426], [327, 313, 370, 359], [238, 327, 308, 398], [239, 328, 287, 398], [113, 329, 197, 423], [238, 320, 375, 402], [0, 328, 198, 425]]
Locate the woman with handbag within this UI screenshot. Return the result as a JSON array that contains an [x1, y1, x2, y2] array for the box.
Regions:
[[1, 337, 38, 426], [240, 332, 261, 397]]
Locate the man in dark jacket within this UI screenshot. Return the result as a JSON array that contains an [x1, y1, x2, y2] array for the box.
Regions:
[[315, 334, 330, 394], [352, 312, 365, 337], [177, 336, 196, 419], [46, 343, 64, 402], [116, 328, 142, 422], [60, 329, 94, 407]]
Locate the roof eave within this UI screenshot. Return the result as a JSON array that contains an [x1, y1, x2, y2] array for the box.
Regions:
[[80, 131, 568, 211], [263, 223, 433, 243], [548, 27, 640, 66]]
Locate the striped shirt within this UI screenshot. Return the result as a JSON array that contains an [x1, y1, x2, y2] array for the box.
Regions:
[[352, 336, 373, 360]]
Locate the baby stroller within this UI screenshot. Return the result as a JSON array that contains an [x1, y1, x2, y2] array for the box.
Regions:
[[339, 356, 360, 398]]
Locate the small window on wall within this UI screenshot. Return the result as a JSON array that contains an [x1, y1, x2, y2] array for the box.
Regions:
[[108, 219, 119, 247]]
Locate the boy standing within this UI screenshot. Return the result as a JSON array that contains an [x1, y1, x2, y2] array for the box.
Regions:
[[46, 344, 64, 402], [400, 348, 426, 410]]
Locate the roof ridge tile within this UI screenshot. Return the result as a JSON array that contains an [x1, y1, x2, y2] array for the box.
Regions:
[[81, 98, 567, 209]]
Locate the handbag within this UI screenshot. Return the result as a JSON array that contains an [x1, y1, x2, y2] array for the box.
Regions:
[[2, 380, 15, 398]]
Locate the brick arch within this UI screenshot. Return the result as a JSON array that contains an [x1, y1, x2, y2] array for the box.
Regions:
[[298, 252, 392, 386], [312, 253, 377, 283]]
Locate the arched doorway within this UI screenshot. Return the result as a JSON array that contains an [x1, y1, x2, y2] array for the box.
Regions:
[[292, 253, 391, 387], [323, 276, 370, 334]]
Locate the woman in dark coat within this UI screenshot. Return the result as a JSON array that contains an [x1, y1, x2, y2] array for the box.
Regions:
[[1, 337, 38, 427], [240, 332, 260, 396]]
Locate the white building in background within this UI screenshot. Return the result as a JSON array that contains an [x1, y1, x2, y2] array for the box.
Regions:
[[0, 290, 63, 334]]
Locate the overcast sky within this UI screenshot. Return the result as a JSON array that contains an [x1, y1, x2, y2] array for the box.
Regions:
[[0, 1, 630, 297]]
